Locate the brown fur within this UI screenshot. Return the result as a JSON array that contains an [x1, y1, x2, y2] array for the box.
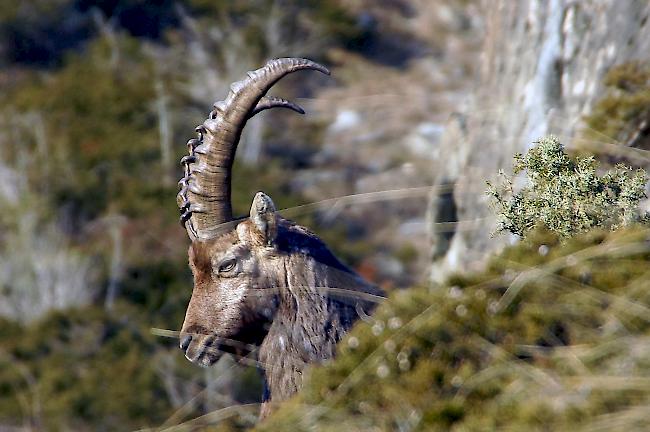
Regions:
[[176, 60, 367, 419], [180, 195, 382, 418]]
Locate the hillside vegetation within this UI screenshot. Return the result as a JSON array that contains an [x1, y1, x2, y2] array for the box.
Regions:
[[254, 138, 650, 431], [257, 226, 650, 431], [1, 1, 648, 431]]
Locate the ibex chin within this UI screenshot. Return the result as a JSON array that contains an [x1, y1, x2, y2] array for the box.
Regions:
[[177, 58, 383, 417]]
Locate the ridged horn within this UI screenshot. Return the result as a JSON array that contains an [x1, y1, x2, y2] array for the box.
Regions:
[[177, 58, 330, 241], [249, 96, 305, 118]]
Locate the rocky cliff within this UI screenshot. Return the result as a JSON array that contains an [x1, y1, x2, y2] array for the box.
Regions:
[[430, 0, 650, 280]]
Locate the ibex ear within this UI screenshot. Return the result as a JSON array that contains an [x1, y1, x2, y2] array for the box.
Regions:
[[249, 192, 278, 246]]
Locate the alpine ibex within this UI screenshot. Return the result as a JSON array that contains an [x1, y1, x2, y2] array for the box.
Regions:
[[177, 58, 382, 417]]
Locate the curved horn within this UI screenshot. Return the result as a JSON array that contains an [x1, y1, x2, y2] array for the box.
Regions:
[[249, 96, 305, 118], [177, 58, 330, 241]]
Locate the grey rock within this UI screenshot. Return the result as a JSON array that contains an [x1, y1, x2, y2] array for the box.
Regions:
[[429, 0, 650, 280]]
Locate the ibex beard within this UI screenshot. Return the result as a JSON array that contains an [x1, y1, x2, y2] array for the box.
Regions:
[[176, 59, 382, 417]]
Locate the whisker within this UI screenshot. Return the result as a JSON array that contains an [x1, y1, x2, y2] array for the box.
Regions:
[[153, 328, 314, 368], [151, 328, 259, 352], [279, 185, 452, 220], [200, 345, 266, 368]]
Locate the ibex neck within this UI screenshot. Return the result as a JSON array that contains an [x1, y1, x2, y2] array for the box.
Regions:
[[257, 254, 373, 410]]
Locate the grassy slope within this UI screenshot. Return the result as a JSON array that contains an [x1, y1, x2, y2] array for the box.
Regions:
[[256, 227, 650, 431]]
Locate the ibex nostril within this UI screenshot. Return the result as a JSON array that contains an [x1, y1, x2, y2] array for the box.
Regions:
[[180, 334, 192, 352]]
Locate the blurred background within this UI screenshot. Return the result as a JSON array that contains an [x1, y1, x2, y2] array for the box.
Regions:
[[0, 0, 648, 430]]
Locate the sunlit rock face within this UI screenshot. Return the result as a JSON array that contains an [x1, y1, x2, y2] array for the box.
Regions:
[[430, 0, 650, 280]]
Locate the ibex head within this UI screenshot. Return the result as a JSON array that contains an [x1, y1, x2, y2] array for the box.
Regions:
[[179, 193, 282, 366], [177, 58, 332, 366]]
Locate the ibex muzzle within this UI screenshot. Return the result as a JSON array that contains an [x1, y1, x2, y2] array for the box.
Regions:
[[176, 58, 382, 416]]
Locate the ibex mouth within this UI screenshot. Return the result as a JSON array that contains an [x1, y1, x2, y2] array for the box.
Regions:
[[194, 347, 222, 368], [180, 332, 213, 366], [181, 331, 253, 367]]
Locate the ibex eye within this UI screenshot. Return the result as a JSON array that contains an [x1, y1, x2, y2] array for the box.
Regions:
[[217, 258, 237, 274]]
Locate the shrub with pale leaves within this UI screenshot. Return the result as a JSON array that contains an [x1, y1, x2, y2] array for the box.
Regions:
[[486, 136, 649, 238]]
